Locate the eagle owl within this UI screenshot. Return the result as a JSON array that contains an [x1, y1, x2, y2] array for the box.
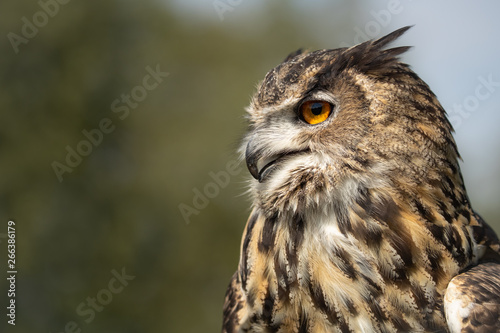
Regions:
[[222, 27, 500, 333]]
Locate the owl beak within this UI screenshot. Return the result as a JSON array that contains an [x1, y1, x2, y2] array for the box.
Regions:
[[246, 140, 278, 182], [245, 140, 261, 181], [246, 140, 305, 182]]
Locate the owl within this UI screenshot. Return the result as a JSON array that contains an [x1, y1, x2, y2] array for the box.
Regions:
[[222, 26, 500, 333]]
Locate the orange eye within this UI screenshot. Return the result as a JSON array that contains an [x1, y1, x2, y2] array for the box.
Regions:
[[299, 100, 333, 125]]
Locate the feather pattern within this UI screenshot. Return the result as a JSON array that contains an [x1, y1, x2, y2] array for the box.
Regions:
[[223, 27, 500, 333]]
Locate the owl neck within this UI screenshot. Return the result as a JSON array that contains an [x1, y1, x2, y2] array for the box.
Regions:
[[242, 177, 478, 331], [251, 168, 478, 272]]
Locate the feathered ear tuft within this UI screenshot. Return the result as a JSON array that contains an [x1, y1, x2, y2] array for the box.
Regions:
[[372, 25, 412, 48], [336, 26, 413, 76]]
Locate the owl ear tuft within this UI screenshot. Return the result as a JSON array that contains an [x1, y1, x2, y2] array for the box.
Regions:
[[372, 25, 413, 49], [336, 26, 413, 76]]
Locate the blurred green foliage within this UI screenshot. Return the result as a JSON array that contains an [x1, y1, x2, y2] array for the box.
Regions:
[[0, 1, 498, 332]]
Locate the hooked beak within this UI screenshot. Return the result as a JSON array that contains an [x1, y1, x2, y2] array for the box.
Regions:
[[245, 140, 263, 181], [245, 139, 306, 183]]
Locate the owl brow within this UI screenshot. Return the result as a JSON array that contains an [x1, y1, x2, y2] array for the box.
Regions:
[[299, 74, 332, 102], [258, 97, 300, 115]]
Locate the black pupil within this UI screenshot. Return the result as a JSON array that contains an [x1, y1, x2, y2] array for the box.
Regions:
[[311, 103, 324, 116]]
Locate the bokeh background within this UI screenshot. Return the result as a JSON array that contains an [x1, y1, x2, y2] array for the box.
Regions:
[[1, 0, 499, 332]]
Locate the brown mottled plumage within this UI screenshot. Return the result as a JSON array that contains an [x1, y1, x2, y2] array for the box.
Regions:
[[222, 27, 500, 333]]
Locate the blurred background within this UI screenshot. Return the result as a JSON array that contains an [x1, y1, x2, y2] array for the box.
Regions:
[[1, 0, 499, 332]]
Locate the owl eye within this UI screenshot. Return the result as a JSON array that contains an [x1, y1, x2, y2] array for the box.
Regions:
[[299, 100, 333, 125]]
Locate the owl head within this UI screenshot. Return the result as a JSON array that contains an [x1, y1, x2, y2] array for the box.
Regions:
[[241, 26, 461, 216]]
